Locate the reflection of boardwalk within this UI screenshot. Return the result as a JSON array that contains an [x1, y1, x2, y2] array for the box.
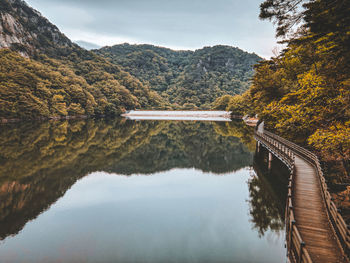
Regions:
[[293, 156, 344, 262], [255, 129, 349, 263]]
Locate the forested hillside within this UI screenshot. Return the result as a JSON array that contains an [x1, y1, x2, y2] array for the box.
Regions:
[[0, 0, 263, 119], [96, 44, 261, 109], [0, 0, 162, 120], [214, 0, 350, 181]]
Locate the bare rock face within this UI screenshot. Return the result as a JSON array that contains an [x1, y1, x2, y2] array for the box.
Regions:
[[0, 0, 75, 56], [0, 12, 32, 56]]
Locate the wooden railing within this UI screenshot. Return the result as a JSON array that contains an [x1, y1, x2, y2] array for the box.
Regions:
[[262, 131, 350, 257], [255, 129, 350, 262], [254, 131, 313, 263]]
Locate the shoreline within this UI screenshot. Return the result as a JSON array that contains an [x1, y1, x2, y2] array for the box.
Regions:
[[0, 115, 89, 124], [121, 110, 232, 117], [0, 111, 257, 124]]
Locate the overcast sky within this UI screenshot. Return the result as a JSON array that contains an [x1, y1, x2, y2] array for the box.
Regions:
[[26, 0, 279, 58]]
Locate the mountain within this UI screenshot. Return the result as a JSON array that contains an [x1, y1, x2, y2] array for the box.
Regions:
[[95, 44, 262, 108], [0, 0, 261, 119], [75, 40, 101, 50], [0, 0, 162, 120], [95, 44, 192, 92], [0, 0, 75, 57]]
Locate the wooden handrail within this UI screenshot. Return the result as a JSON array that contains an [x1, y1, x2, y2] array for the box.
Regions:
[[261, 131, 350, 256], [255, 131, 311, 263], [255, 129, 350, 262]]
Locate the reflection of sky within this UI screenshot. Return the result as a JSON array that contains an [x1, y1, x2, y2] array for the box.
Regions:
[[0, 168, 285, 263]]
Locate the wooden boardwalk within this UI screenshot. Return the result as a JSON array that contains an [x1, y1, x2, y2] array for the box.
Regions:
[[293, 156, 345, 262], [254, 128, 349, 263]]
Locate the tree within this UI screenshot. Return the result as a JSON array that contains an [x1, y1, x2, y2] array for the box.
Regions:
[[259, 0, 309, 37], [246, 0, 350, 184], [212, 95, 232, 110], [308, 123, 350, 176]]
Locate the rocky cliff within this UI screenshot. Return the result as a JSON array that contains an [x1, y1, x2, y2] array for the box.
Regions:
[[0, 0, 75, 56]]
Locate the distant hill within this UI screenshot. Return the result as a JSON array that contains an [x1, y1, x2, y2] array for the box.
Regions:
[[96, 44, 262, 108], [75, 40, 101, 50]]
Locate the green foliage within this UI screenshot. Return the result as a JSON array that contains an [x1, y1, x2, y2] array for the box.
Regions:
[[0, 1, 164, 120], [216, 0, 350, 182], [227, 94, 250, 117], [0, 49, 162, 119], [308, 122, 350, 176], [212, 92, 254, 117], [259, 0, 308, 37], [212, 95, 233, 110], [95, 44, 191, 93], [1, 0, 261, 117], [244, 0, 350, 178], [96, 44, 261, 109]]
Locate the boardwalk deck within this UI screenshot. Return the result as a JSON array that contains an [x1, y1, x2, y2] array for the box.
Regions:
[[293, 156, 345, 263], [254, 129, 349, 263]]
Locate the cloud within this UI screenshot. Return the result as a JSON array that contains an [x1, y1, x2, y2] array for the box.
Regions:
[[26, 0, 278, 58]]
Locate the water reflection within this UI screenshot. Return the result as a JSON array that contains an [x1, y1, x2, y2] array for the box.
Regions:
[[0, 119, 254, 240], [250, 146, 289, 237], [0, 119, 287, 262]]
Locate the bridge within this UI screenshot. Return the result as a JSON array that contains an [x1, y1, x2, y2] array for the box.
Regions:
[[121, 110, 232, 122], [254, 125, 350, 263]]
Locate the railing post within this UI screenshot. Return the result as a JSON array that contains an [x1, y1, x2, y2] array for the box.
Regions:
[[290, 220, 295, 248], [287, 203, 293, 247], [268, 152, 273, 170], [299, 242, 305, 263]]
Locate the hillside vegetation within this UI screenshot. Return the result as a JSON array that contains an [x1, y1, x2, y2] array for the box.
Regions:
[[96, 44, 261, 109], [0, 0, 162, 120], [0, 0, 262, 119], [214, 0, 350, 180]]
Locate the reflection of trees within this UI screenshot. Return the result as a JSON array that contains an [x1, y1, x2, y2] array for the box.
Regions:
[[0, 119, 254, 240], [213, 120, 256, 152], [249, 149, 289, 237], [0, 119, 164, 183], [112, 121, 253, 174], [0, 119, 165, 240]]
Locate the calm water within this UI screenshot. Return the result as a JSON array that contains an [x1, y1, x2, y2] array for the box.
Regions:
[[0, 119, 288, 263]]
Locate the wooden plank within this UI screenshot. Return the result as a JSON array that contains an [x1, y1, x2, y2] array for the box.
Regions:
[[255, 133, 348, 263]]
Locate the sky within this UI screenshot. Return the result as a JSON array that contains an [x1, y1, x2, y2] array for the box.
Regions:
[[25, 0, 279, 58]]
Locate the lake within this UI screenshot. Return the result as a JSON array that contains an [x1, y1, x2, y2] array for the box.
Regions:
[[0, 119, 288, 263]]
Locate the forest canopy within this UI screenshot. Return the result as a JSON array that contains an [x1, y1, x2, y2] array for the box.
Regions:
[[95, 44, 261, 109]]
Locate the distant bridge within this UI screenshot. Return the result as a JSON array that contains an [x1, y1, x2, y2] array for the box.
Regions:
[[121, 110, 232, 121], [255, 125, 349, 263]]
